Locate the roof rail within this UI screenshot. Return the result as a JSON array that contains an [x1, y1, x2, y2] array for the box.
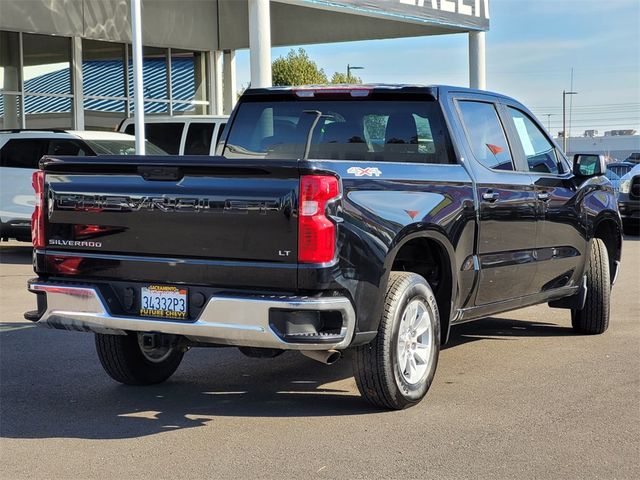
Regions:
[[0, 128, 70, 133]]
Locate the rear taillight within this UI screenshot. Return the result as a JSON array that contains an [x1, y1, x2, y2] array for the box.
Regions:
[[298, 175, 339, 263], [31, 170, 45, 248]]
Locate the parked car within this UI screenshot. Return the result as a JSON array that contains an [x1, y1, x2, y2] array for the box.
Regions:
[[624, 152, 640, 163], [25, 85, 622, 410], [0, 129, 165, 242], [119, 115, 228, 155], [617, 163, 640, 229], [605, 161, 635, 192]]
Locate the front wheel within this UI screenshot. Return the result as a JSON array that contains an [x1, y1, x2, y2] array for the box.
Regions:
[[95, 332, 184, 385], [571, 238, 611, 335], [353, 272, 440, 410]]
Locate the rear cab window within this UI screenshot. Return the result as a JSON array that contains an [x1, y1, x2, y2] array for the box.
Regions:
[[223, 97, 454, 164], [457, 100, 514, 171]]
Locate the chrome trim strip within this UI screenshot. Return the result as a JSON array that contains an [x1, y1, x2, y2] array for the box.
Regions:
[[28, 283, 356, 350]]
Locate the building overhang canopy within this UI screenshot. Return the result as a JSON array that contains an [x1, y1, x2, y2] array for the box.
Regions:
[[220, 0, 490, 50], [1, 1, 489, 51]]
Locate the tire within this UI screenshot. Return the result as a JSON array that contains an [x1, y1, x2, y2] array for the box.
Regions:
[[95, 332, 184, 385], [353, 271, 440, 410], [571, 238, 610, 334]]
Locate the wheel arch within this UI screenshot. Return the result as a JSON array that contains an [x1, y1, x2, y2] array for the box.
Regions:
[[592, 212, 623, 284], [379, 226, 458, 345]]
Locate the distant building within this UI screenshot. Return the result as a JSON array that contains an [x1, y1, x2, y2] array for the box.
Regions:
[[583, 130, 598, 138], [560, 134, 640, 161], [605, 130, 637, 137]]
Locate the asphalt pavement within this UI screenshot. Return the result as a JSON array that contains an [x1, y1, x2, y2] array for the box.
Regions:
[[1, 238, 638, 479]]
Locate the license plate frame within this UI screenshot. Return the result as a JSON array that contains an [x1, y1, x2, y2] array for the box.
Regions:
[[140, 285, 188, 320]]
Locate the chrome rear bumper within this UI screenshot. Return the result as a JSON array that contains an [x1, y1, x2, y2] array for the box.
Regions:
[[27, 283, 356, 350]]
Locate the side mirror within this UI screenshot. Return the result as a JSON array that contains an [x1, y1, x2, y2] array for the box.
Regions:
[[573, 153, 606, 177]]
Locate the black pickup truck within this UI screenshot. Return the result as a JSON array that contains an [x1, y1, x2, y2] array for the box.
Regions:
[[26, 85, 622, 410]]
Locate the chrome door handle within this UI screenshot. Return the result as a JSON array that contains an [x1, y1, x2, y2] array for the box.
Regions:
[[482, 191, 500, 202], [537, 192, 551, 201]]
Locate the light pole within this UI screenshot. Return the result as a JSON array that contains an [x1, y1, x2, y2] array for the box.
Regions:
[[546, 114, 553, 133], [562, 90, 577, 153], [346, 64, 364, 83]]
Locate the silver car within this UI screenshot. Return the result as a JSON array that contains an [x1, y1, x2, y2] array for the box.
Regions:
[[0, 130, 165, 241]]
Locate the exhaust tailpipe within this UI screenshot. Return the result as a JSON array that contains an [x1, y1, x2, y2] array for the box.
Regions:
[[301, 349, 342, 365]]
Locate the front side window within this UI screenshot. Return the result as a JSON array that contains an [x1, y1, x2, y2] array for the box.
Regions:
[[458, 101, 514, 171], [508, 107, 560, 175], [223, 99, 452, 164]]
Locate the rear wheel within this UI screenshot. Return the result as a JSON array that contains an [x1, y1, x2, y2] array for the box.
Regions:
[[571, 238, 611, 334], [353, 272, 440, 410], [95, 332, 184, 385]]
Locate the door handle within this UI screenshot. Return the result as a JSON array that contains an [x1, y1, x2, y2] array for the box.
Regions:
[[537, 191, 551, 202], [482, 191, 500, 203]]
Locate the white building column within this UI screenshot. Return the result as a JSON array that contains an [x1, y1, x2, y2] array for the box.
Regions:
[[223, 50, 237, 114], [248, 0, 272, 88], [130, 0, 146, 154], [208, 50, 223, 115], [469, 31, 486, 90], [71, 36, 84, 130]]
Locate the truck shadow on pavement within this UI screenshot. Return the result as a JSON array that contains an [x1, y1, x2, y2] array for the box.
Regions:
[[445, 317, 575, 349], [1, 315, 580, 441]]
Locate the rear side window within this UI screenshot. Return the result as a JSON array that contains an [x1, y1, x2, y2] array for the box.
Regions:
[[125, 122, 184, 154], [458, 101, 514, 171], [224, 100, 453, 164], [0, 139, 48, 169], [184, 123, 215, 155], [507, 107, 560, 175]]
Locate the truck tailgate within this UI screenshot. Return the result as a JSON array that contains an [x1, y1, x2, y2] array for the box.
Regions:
[[41, 156, 299, 288]]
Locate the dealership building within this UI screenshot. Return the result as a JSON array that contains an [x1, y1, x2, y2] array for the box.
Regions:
[[1, 0, 490, 131]]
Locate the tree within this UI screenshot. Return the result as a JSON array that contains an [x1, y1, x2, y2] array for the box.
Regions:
[[330, 72, 363, 84], [272, 48, 328, 86]]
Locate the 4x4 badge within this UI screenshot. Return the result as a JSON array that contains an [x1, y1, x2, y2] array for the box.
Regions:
[[347, 167, 382, 177]]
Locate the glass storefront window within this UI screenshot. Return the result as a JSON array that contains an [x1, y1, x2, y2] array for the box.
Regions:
[[83, 40, 126, 100], [2, 29, 214, 130], [82, 39, 128, 130], [24, 96, 72, 129], [1, 31, 21, 91], [171, 49, 208, 115], [127, 45, 169, 113], [23, 34, 71, 95], [0, 94, 23, 129]]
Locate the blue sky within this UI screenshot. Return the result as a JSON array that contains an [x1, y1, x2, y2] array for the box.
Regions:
[[235, 0, 640, 135]]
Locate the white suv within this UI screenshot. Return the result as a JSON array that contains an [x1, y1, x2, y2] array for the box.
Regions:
[[0, 129, 166, 242], [119, 115, 229, 155]]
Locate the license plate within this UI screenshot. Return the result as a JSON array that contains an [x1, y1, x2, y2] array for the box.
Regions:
[[140, 285, 188, 319]]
